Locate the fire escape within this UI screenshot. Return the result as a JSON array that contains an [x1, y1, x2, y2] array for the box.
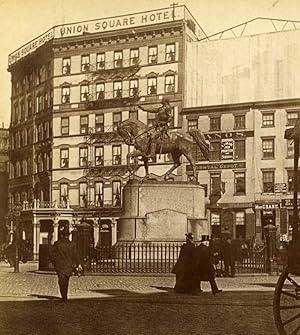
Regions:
[[82, 56, 141, 214]]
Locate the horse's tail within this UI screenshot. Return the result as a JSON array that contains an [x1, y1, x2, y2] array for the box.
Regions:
[[188, 129, 209, 159]]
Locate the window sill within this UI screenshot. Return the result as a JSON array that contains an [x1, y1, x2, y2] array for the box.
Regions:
[[234, 192, 246, 196]]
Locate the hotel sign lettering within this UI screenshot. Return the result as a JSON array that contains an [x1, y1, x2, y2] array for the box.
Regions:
[[9, 7, 186, 66], [54, 7, 185, 38], [205, 130, 254, 141], [8, 29, 54, 66]]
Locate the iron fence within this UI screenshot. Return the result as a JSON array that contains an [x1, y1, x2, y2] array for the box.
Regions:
[[85, 243, 267, 274]]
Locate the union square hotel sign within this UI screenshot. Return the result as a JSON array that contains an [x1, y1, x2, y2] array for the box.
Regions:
[[8, 6, 204, 66]]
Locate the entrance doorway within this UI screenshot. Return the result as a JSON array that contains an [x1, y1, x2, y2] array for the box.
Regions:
[[261, 210, 275, 239]]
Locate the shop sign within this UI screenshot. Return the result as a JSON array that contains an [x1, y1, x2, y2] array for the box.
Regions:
[[221, 140, 233, 160], [205, 130, 254, 141], [191, 162, 246, 171], [274, 183, 287, 193], [254, 203, 280, 210], [281, 199, 300, 207]]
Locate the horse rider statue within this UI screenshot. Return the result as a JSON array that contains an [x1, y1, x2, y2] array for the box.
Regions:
[[138, 98, 172, 159]]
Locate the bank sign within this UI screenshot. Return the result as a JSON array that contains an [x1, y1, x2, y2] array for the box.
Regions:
[[9, 6, 190, 66]]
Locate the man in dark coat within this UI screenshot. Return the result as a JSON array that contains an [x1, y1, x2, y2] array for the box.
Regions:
[[222, 237, 237, 277], [50, 229, 81, 302], [194, 239, 222, 295], [173, 233, 196, 294]]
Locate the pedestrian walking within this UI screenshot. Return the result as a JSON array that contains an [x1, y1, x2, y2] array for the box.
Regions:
[[222, 236, 237, 277], [172, 233, 196, 294], [50, 228, 81, 302], [194, 238, 222, 295]]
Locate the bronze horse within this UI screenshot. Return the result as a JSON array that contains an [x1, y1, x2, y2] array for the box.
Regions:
[[117, 119, 209, 180]]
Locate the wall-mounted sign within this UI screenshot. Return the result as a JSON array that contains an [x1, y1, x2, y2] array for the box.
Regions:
[[281, 199, 300, 207], [221, 140, 234, 160], [274, 183, 287, 193], [188, 161, 246, 171], [254, 202, 280, 210], [205, 130, 254, 141]]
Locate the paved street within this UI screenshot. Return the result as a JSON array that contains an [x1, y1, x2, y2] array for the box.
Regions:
[[0, 262, 280, 335]]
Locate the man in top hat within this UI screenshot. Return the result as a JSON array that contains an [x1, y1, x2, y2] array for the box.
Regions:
[[50, 227, 81, 302], [138, 98, 172, 159], [194, 236, 222, 295]]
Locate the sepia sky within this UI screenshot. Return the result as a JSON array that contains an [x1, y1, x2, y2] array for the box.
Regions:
[[1, 0, 300, 127]]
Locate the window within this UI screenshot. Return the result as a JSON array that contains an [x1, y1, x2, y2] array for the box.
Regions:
[[80, 84, 89, 101], [235, 211, 245, 239], [112, 181, 121, 207], [147, 77, 157, 95], [114, 51, 123, 68], [37, 124, 43, 142], [60, 148, 69, 168], [113, 81, 122, 98], [234, 140, 245, 160], [287, 139, 300, 158], [187, 119, 198, 131], [130, 49, 139, 66], [95, 114, 104, 133], [95, 146, 104, 166], [80, 115, 89, 134], [28, 72, 33, 89], [129, 79, 139, 97], [129, 109, 138, 120], [62, 57, 71, 74], [210, 141, 221, 161], [96, 83, 105, 100], [166, 43, 175, 62], [234, 172, 246, 194], [191, 143, 206, 162], [147, 112, 156, 127], [287, 170, 300, 192], [262, 138, 274, 159], [27, 98, 33, 116], [262, 112, 274, 127], [61, 117, 69, 135], [234, 114, 245, 129], [112, 145, 121, 165], [95, 182, 103, 207], [20, 102, 25, 120], [148, 46, 158, 64], [113, 112, 122, 131], [262, 171, 274, 193], [61, 87, 70, 104], [60, 183, 69, 203], [165, 75, 175, 93], [211, 212, 221, 238], [79, 182, 88, 207], [81, 55, 90, 72], [210, 173, 221, 196], [287, 111, 300, 126], [44, 92, 48, 109], [210, 117, 221, 131], [79, 147, 88, 167], [96, 53, 105, 70]]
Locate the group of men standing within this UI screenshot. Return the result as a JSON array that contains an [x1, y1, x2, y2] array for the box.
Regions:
[[172, 233, 237, 295]]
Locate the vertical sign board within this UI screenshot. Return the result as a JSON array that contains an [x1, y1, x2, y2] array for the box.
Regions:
[[221, 139, 234, 160]]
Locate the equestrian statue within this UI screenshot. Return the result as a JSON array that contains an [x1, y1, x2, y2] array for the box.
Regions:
[[117, 98, 209, 181]]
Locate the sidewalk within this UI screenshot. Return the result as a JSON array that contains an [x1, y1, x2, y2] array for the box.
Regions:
[[0, 261, 280, 301]]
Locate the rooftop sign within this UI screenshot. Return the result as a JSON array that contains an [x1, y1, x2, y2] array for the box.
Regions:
[[9, 6, 204, 67], [54, 7, 185, 38]]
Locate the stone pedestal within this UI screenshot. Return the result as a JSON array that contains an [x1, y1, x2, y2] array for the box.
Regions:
[[118, 180, 208, 242]]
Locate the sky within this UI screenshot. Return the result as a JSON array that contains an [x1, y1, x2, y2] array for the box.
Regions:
[[1, 0, 300, 127]]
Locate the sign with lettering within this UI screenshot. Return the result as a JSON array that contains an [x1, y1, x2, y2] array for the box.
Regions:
[[204, 130, 254, 141], [274, 183, 287, 193], [281, 199, 300, 207], [221, 140, 233, 160], [54, 7, 185, 38], [8, 29, 54, 66], [254, 203, 280, 210], [186, 162, 246, 171]]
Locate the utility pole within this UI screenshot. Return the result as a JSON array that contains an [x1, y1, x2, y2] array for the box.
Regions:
[[170, 2, 178, 21]]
